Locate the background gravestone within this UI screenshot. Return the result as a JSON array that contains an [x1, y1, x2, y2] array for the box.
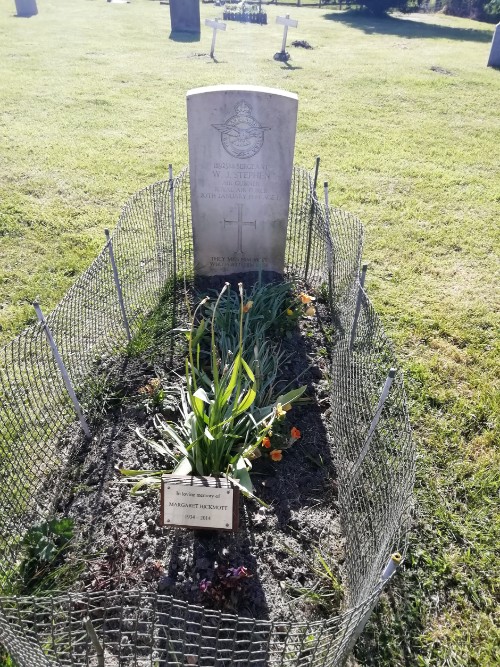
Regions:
[[487, 23, 500, 68], [169, 0, 200, 34], [187, 85, 298, 282], [15, 0, 38, 17]]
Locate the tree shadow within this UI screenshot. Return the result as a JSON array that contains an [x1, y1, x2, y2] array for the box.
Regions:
[[323, 10, 493, 43]]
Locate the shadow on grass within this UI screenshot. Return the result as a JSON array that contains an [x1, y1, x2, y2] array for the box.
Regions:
[[169, 31, 201, 43], [323, 10, 493, 42]]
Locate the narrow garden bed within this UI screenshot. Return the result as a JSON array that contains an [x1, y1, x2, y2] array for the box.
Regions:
[[21, 279, 345, 626]]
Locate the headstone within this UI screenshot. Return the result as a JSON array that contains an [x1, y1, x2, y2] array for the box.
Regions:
[[187, 85, 298, 281], [205, 18, 226, 59], [169, 0, 200, 34], [15, 0, 38, 17], [487, 23, 500, 68]]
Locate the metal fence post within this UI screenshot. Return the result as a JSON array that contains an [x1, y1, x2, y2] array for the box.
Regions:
[[104, 229, 131, 344], [33, 302, 91, 439], [349, 263, 368, 352], [351, 368, 397, 479], [324, 181, 335, 313], [169, 164, 178, 279], [84, 617, 105, 667], [304, 156, 320, 282], [340, 552, 403, 661]]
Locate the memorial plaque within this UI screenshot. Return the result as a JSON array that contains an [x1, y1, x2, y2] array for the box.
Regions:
[[187, 85, 298, 279], [160, 476, 239, 531]]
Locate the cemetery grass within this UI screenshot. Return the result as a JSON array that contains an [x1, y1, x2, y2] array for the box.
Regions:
[[0, 1, 499, 665]]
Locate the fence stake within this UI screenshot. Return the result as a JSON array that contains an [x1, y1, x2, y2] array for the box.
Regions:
[[104, 229, 131, 343], [340, 552, 403, 660], [169, 164, 178, 279], [381, 552, 402, 582], [351, 368, 397, 478], [349, 263, 368, 352], [84, 617, 105, 667], [33, 302, 91, 439], [324, 181, 335, 314], [304, 156, 321, 282]]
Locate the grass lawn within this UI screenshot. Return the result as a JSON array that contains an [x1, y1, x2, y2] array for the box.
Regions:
[[0, 1, 499, 665]]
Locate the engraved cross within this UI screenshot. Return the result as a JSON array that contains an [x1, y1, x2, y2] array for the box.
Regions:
[[224, 204, 256, 255]]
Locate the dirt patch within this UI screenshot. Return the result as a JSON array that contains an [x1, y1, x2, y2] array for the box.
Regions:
[[50, 290, 344, 624]]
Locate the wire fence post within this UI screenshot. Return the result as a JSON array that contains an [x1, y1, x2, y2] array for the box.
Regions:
[[341, 552, 403, 660], [169, 164, 178, 279], [351, 368, 397, 479], [104, 229, 131, 343], [324, 181, 335, 314], [349, 263, 368, 352], [84, 617, 105, 667], [33, 302, 91, 439], [153, 181, 167, 286], [304, 156, 320, 282]]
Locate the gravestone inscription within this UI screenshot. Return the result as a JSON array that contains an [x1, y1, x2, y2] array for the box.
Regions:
[[187, 85, 298, 279]]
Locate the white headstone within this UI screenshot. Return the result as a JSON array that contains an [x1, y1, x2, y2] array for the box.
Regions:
[[187, 85, 298, 279], [487, 23, 500, 68]]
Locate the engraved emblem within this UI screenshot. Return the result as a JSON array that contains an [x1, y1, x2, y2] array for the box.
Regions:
[[212, 101, 270, 159]]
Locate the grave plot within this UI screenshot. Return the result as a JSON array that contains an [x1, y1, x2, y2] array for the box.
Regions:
[[0, 87, 415, 666]]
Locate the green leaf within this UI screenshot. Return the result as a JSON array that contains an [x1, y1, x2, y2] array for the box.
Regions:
[[241, 357, 255, 382], [221, 352, 242, 403], [276, 385, 307, 406], [173, 457, 193, 475], [236, 386, 256, 415]]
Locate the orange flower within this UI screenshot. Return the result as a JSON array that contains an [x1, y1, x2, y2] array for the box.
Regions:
[[243, 301, 253, 313], [262, 436, 271, 449], [291, 427, 301, 440], [299, 292, 315, 304], [270, 450, 283, 462]]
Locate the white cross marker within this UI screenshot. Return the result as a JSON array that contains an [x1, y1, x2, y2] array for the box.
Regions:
[[276, 14, 298, 54], [205, 18, 226, 59]]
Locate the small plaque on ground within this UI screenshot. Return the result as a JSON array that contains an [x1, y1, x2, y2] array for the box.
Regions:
[[161, 476, 239, 531]]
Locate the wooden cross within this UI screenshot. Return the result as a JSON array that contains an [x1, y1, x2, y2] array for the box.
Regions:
[[276, 14, 298, 55], [224, 204, 256, 255], [205, 18, 226, 59]]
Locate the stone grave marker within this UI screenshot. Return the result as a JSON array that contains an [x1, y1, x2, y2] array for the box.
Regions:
[[15, 0, 38, 16], [169, 0, 200, 34], [187, 85, 298, 281], [487, 23, 500, 68]]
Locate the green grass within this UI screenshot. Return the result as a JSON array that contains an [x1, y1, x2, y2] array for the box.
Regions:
[[0, 1, 498, 665]]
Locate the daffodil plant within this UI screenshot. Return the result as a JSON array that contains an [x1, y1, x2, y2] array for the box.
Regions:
[[123, 283, 306, 501]]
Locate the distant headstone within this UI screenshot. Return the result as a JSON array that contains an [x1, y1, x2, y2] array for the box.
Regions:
[[187, 85, 298, 280], [487, 23, 500, 68], [169, 0, 200, 34], [15, 0, 38, 17]]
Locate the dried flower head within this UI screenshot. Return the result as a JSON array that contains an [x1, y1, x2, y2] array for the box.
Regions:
[[299, 292, 315, 304], [243, 300, 254, 313], [276, 404, 286, 418], [305, 306, 316, 317]]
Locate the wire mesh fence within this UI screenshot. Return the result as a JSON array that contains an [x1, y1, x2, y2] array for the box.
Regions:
[[0, 165, 414, 666]]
